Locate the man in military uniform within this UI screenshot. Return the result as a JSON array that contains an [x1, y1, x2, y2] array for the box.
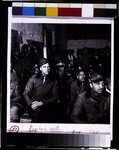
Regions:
[[23, 58, 58, 123], [10, 64, 23, 122], [67, 69, 88, 119], [70, 73, 110, 124]]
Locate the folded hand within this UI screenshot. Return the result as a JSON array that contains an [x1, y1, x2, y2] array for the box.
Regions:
[[31, 101, 43, 110]]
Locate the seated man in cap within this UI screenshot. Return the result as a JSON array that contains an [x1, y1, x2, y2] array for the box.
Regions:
[[70, 73, 110, 124], [67, 69, 88, 118], [23, 58, 58, 123], [55, 61, 73, 122]]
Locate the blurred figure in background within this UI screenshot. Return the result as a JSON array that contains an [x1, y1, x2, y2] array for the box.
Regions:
[[55, 61, 71, 122], [67, 49, 76, 66], [81, 47, 90, 70], [10, 64, 23, 122], [76, 50, 83, 68], [65, 63, 74, 85], [32, 46, 41, 66], [14, 44, 33, 93]]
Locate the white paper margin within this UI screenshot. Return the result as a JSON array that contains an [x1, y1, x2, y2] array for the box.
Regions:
[[7, 7, 114, 142]]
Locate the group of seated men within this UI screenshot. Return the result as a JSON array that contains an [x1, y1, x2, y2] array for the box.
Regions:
[[10, 57, 111, 124]]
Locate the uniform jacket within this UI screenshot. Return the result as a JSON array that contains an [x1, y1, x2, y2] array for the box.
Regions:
[[10, 71, 23, 109], [71, 90, 110, 124], [23, 74, 58, 106], [70, 80, 87, 105], [23, 74, 58, 122]]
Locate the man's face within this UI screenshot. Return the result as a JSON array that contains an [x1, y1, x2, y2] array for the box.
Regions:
[[10, 82, 17, 96], [91, 81, 105, 94], [77, 71, 85, 82], [40, 63, 50, 76], [58, 67, 65, 77]]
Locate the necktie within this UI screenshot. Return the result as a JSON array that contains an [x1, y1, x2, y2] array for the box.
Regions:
[[43, 76, 46, 84]]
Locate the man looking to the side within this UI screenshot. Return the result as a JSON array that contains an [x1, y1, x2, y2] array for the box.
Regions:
[[71, 73, 110, 124]]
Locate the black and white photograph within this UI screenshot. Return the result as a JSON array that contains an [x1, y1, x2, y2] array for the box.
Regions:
[[6, 10, 114, 136], [1, 1, 118, 148], [9, 22, 112, 124]]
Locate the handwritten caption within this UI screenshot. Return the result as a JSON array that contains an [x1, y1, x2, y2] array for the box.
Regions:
[[29, 125, 61, 133], [28, 125, 98, 134], [9, 125, 98, 134]]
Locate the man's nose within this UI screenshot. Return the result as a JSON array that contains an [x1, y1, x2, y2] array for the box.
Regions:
[[99, 84, 103, 88], [46, 67, 50, 70]]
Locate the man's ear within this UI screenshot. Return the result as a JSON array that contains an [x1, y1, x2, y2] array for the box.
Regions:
[[40, 66, 42, 71], [89, 82, 92, 88]]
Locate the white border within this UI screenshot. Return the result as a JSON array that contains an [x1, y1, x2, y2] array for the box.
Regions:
[[7, 7, 114, 141], [110, 19, 114, 140]]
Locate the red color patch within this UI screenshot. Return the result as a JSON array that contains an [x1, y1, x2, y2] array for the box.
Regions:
[[58, 8, 82, 17]]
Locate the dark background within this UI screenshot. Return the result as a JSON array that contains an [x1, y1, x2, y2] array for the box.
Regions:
[[1, 0, 119, 149]]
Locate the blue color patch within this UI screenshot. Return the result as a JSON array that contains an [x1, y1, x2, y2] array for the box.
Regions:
[[23, 7, 34, 16]]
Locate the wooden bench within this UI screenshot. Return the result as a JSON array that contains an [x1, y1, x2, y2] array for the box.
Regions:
[[20, 111, 32, 123]]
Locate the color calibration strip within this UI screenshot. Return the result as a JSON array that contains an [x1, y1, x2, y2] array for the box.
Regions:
[[7, 133, 111, 148], [12, 3, 117, 17]]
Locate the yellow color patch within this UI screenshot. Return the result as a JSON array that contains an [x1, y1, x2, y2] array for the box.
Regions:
[[46, 7, 58, 16]]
